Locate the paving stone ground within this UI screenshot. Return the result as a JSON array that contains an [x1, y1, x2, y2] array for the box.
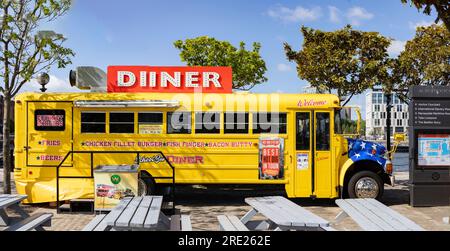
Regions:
[[1, 171, 449, 231]]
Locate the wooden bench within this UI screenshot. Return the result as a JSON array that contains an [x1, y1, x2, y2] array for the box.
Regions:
[[218, 215, 249, 231], [82, 214, 112, 231], [170, 214, 192, 231], [335, 199, 425, 231], [4, 213, 52, 231]]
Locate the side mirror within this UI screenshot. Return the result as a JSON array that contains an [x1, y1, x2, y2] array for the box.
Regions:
[[394, 133, 405, 142]]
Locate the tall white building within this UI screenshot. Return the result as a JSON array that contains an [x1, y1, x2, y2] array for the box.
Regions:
[[365, 88, 409, 139]]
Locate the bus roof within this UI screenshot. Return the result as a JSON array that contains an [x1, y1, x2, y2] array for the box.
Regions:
[[15, 92, 341, 110]]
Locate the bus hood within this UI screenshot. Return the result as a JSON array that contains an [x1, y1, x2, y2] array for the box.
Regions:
[[346, 138, 388, 167]]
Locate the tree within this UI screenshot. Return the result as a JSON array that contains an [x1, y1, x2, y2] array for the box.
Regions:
[[284, 25, 391, 106], [174, 36, 267, 90], [383, 24, 450, 102], [401, 0, 450, 31], [1, 0, 74, 194]]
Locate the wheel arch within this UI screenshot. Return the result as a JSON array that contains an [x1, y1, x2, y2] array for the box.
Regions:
[[339, 159, 388, 196]]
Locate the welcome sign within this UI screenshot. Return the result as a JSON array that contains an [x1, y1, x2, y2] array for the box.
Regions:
[[107, 66, 233, 93]]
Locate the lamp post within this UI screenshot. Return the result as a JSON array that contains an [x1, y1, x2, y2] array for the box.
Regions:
[[36, 72, 50, 93], [385, 93, 392, 153]]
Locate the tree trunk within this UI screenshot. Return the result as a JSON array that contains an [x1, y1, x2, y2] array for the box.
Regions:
[[2, 95, 12, 194]]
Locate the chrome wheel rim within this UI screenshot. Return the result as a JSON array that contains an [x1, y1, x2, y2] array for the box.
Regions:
[[138, 179, 147, 196], [355, 177, 379, 198]]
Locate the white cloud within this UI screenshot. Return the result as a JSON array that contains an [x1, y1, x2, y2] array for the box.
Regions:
[[267, 5, 322, 23], [17, 75, 83, 94], [277, 63, 292, 72], [328, 6, 341, 23], [388, 40, 406, 56], [409, 20, 434, 30], [346, 7, 374, 26]]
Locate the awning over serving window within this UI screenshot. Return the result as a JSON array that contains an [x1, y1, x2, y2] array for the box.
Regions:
[[73, 100, 180, 108]]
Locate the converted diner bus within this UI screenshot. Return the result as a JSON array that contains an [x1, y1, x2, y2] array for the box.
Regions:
[[13, 92, 394, 203]]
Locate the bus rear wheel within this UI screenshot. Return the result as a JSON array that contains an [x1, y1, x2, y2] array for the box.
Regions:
[[138, 177, 156, 196], [347, 171, 383, 200]]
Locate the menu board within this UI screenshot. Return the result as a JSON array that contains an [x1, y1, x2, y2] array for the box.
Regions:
[[36, 115, 64, 127], [418, 134, 450, 166]]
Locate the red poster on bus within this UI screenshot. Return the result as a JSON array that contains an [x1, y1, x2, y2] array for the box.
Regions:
[[107, 66, 233, 93], [259, 138, 284, 179]]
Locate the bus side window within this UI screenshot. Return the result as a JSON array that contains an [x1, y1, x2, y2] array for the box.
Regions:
[[81, 112, 106, 133], [195, 112, 220, 134], [110, 112, 134, 133], [316, 113, 330, 151], [138, 112, 163, 134], [296, 113, 310, 150], [167, 112, 191, 134], [224, 112, 249, 134], [253, 113, 287, 134]]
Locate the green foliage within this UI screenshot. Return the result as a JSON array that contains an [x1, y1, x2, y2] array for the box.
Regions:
[[0, 0, 74, 97], [0, 0, 74, 194], [284, 25, 390, 105], [401, 0, 450, 31], [174, 36, 267, 90], [383, 24, 449, 101]]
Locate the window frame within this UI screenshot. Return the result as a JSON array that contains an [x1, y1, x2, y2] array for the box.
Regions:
[[252, 112, 287, 134], [224, 112, 249, 134], [109, 112, 135, 134], [195, 112, 221, 134], [80, 111, 106, 134], [167, 111, 192, 134]]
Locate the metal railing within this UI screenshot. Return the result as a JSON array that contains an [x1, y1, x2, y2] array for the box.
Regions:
[[55, 150, 175, 213]]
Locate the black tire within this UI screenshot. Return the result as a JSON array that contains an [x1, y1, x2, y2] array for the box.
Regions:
[[347, 171, 384, 200], [138, 177, 156, 196]]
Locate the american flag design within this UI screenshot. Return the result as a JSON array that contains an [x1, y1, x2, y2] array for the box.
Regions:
[[347, 138, 387, 167]]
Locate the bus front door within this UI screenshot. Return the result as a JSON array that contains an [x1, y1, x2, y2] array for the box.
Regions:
[[26, 102, 73, 167], [294, 111, 333, 198]]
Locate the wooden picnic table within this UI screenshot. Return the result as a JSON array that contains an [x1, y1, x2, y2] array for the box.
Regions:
[[242, 196, 334, 231], [0, 194, 30, 226], [335, 199, 425, 231], [103, 196, 170, 231]]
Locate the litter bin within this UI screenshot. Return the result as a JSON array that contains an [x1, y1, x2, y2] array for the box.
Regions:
[[94, 164, 138, 211]]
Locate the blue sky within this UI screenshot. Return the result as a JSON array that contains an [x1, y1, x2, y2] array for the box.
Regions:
[[23, 0, 438, 118]]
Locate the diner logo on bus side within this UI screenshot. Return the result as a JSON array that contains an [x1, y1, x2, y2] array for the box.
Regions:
[[107, 66, 233, 93]]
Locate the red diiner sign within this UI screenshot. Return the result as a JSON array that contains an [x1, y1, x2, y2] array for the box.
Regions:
[[107, 66, 233, 93], [259, 138, 284, 179]]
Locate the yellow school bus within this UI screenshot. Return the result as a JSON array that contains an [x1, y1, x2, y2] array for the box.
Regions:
[[13, 91, 394, 203]]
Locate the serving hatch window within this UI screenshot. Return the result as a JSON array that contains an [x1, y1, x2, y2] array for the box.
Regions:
[[35, 110, 65, 131], [110, 112, 134, 133], [138, 112, 163, 134], [81, 112, 106, 133]]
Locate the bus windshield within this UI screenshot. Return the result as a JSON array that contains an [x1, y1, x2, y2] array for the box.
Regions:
[[334, 107, 360, 135]]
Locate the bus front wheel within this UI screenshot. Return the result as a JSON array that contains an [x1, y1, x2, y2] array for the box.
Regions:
[[138, 177, 156, 196], [347, 171, 383, 200]]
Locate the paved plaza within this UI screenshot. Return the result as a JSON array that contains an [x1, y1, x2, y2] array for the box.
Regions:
[[1, 171, 449, 231]]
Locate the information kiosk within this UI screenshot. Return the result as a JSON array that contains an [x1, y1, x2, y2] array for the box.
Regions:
[[409, 86, 450, 206]]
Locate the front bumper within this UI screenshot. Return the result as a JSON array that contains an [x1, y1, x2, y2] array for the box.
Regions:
[[389, 175, 395, 187]]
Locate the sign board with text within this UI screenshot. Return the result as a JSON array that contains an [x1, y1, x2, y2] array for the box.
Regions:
[[409, 85, 450, 206], [258, 137, 284, 180], [107, 66, 233, 93]]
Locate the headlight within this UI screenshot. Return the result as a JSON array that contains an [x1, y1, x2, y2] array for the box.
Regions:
[[385, 160, 393, 175]]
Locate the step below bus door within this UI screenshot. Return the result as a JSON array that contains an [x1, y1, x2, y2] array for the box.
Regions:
[[26, 102, 73, 169], [294, 111, 333, 198]]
